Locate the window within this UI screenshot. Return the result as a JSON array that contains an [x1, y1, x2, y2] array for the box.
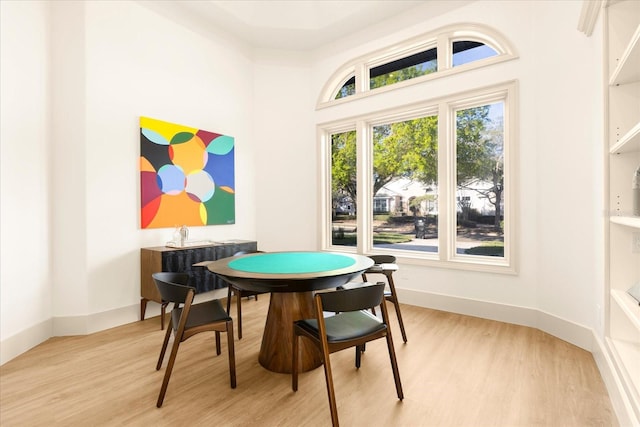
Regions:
[[369, 47, 437, 90], [454, 101, 505, 258], [319, 24, 517, 273], [452, 41, 498, 67], [372, 113, 438, 252], [331, 130, 357, 246], [319, 23, 516, 106], [335, 76, 355, 100]]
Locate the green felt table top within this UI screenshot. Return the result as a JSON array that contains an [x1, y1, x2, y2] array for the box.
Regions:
[[228, 251, 356, 274]]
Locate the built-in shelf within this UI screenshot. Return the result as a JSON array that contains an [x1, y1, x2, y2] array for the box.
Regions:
[[610, 24, 640, 86], [610, 121, 640, 154], [607, 336, 640, 417], [606, 1, 640, 423], [612, 289, 640, 330], [610, 216, 640, 229]]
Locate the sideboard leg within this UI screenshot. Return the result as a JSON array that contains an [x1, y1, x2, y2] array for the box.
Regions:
[[140, 298, 148, 321]]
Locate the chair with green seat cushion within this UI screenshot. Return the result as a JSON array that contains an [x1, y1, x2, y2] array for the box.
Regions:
[[153, 272, 236, 408], [292, 282, 403, 427]]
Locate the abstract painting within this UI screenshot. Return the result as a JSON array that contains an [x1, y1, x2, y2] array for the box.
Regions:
[[140, 116, 235, 229]]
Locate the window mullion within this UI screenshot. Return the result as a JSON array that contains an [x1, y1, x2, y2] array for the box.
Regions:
[[320, 129, 332, 249], [437, 34, 450, 71], [356, 63, 368, 95], [356, 120, 370, 254], [438, 102, 454, 261]]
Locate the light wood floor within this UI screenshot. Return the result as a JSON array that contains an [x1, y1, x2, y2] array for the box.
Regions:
[[1, 295, 617, 426]]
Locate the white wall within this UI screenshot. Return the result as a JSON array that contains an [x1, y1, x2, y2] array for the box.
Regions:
[[301, 0, 604, 347], [0, 0, 605, 364], [81, 1, 256, 321], [0, 0, 258, 363], [253, 52, 316, 251], [0, 0, 54, 362]]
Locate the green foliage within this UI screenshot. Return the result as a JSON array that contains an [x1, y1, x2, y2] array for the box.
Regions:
[[370, 61, 436, 90], [335, 81, 355, 99], [372, 115, 438, 195], [456, 105, 505, 229], [464, 242, 504, 257], [330, 94, 505, 233], [331, 130, 357, 211]]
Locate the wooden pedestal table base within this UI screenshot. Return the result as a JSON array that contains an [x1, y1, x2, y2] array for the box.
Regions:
[[259, 291, 322, 373], [205, 251, 374, 374]]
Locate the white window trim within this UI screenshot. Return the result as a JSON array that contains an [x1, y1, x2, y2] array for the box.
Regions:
[[318, 81, 518, 274], [317, 22, 518, 108]]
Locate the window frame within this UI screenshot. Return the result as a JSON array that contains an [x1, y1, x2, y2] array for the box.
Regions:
[[318, 23, 517, 107], [319, 81, 518, 274]]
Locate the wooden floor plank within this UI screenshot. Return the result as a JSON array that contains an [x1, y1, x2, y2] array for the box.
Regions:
[[0, 295, 617, 426]]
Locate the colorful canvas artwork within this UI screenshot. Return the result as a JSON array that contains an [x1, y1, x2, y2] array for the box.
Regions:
[[140, 116, 235, 229]]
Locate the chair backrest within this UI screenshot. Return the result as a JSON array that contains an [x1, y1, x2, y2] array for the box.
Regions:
[[369, 254, 396, 264], [318, 282, 385, 313], [152, 272, 192, 304]]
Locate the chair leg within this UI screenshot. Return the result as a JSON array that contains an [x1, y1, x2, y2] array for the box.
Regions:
[[237, 290, 243, 339], [385, 332, 404, 401], [386, 274, 407, 343], [156, 318, 173, 370], [157, 328, 183, 407], [160, 302, 169, 330], [320, 346, 340, 427], [215, 331, 221, 355], [226, 286, 233, 314], [226, 320, 237, 388], [355, 345, 362, 368]]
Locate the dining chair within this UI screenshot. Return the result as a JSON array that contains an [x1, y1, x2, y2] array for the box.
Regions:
[[152, 272, 236, 408], [157, 273, 190, 331], [360, 255, 407, 343], [292, 282, 403, 427], [226, 250, 265, 339]]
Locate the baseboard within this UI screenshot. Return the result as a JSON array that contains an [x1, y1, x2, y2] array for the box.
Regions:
[[0, 304, 143, 366], [53, 304, 142, 336], [398, 288, 594, 351], [0, 318, 52, 366], [0, 288, 229, 366]]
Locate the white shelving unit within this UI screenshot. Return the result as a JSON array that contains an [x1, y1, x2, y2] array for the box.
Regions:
[[605, 0, 640, 423]]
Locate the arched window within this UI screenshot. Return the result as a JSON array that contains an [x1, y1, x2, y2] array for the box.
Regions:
[[318, 24, 518, 273], [320, 23, 516, 106]]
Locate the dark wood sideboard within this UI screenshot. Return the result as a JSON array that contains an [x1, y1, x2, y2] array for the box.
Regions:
[[140, 240, 257, 323]]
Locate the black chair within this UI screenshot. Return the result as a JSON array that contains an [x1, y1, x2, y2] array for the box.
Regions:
[[361, 255, 407, 343], [152, 272, 236, 407], [157, 273, 190, 331], [292, 282, 403, 427], [226, 250, 265, 339]]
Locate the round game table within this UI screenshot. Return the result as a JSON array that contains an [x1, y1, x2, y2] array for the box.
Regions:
[[206, 251, 374, 373]]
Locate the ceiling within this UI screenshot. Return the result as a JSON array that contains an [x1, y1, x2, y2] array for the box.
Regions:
[[154, 0, 430, 51]]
